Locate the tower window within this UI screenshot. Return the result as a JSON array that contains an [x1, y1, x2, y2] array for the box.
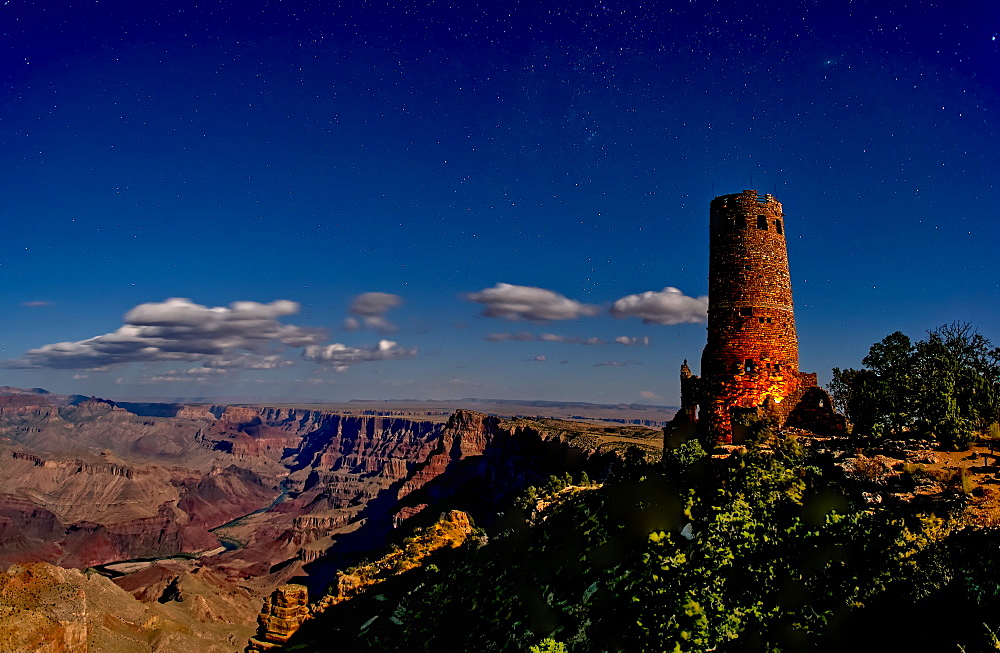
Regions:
[[740, 307, 753, 317], [757, 215, 768, 230], [774, 364, 781, 371], [744, 359, 755, 374], [744, 264, 751, 271], [766, 317, 772, 323], [758, 317, 765, 323], [774, 219, 783, 234]]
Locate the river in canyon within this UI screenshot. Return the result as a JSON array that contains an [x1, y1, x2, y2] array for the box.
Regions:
[[92, 480, 292, 577]]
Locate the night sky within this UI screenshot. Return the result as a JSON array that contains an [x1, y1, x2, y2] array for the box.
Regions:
[[2, 0, 998, 404]]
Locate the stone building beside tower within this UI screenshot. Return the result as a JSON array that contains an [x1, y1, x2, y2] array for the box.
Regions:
[[674, 190, 844, 444]]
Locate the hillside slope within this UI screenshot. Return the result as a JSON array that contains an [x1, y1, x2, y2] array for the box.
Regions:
[[277, 428, 1000, 652]]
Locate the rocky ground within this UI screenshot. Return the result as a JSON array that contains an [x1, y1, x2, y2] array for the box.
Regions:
[[829, 436, 1000, 525]]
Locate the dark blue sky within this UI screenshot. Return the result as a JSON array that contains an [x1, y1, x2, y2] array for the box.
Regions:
[[2, 0, 998, 403]]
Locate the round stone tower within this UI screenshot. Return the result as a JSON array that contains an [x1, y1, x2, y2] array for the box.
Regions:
[[668, 190, 845, 444], [699, 190, 808, 438], [702, 190, 798, 377]]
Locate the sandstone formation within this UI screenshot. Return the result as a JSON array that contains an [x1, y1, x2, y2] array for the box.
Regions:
[[202, 407, 650, 593], [247, 510, 474, 652], [0, 387, 662, 651], [0, 562, 254, 652], [0, 393, 286, 568], [0, 449, 279, 568], [0, 563, 86, 652], [319, 509, 473, 608], [246, 584, 310, 651]]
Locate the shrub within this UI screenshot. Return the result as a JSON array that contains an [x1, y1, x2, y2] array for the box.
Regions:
[[528, 638, 567, 653]]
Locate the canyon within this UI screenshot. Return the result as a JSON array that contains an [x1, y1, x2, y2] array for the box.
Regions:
[[0, 387, 663, 650]]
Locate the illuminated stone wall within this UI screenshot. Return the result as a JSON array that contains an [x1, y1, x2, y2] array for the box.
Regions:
[[674, 190, 845, 443]]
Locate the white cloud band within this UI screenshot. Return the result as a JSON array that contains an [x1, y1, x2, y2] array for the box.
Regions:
[[610, 287, 708, 325], [302, 339, 417, 372], [345, 292, 403, 333], [6, 298, 326, 370], [465, 283, 599, 322]]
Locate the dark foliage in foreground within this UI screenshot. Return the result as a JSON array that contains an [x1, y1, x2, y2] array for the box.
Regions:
[[283, 418, 1000, 652]]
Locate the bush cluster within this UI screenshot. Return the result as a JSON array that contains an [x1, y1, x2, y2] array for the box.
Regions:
[[830, 323, 1000, 450]]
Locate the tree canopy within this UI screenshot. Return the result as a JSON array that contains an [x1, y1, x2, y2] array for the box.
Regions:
[[830, 323, 1000, 449]]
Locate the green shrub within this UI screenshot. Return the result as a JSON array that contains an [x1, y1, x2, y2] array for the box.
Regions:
[[528, 637, 567, 653]]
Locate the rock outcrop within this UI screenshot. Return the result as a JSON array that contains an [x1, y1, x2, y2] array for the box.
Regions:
[[0, 561, 255, 652], [246, 584, 310, 652], [0, 563, 87, 652], [247, 510, 475, 651]]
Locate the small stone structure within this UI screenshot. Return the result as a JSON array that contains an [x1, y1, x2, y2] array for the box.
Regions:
[[673, 190, 845, 444]]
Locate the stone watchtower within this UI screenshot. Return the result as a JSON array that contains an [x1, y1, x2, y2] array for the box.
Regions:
[[675, 190, 844, 444]]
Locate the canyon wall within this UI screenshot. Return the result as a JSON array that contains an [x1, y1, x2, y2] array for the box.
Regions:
[[0, 389, 661, 651]]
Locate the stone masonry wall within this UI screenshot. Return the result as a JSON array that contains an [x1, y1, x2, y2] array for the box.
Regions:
[[678, 191, 843, 443]]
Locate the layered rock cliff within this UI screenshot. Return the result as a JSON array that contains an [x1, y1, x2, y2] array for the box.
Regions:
[[0, 388, 662, 652], [204, 408, 651, 588], [246, 584, 310, 651], [0, 394, 285, 568], [247, 510, 475, 651], [0, 450, 279, 568], [0, 393, 657, 581], [0, 561, 255, 652]]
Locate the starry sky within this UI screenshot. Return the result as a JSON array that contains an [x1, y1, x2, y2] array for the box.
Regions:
[[1, 0, 998, 404]]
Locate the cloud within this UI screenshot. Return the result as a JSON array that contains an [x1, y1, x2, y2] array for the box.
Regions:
[[486, 332, 536, 342], [534, 333, 602, 344], [302, 339, 417, 372], [4, 298, 326, 370], [345, 292, 403, 333], [639, 390, 661, 400], [486, 332, 608, 345], [21, 301, 54, 307], [532, 355, 547, 362], [289, 377, 338, 385], [136, 375, 211, 385], [71, 374, 88, 380], [593, 360, 642, 367], [614, 336, 651, 346], [169, 366, 229, 375], [610, 287, 708, 325], [129, 366, 237, 385], [199, 354, 292, 370], [465, 283, 599, 322]]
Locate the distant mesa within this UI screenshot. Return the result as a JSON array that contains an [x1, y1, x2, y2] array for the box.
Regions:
[[0, 386, 50, 396]]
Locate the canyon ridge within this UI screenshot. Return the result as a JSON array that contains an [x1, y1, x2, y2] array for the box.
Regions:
[[0, 386, 665, 651]]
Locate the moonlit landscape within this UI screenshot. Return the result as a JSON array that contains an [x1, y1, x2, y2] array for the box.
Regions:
[[3, 0, 997, 405], [3, 3, 1000, 652]]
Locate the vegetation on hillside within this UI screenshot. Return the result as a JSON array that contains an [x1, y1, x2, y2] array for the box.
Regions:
[[317, 510, 476, 609], [279, 323, 1000, 652], [830, 322, 1000, 449], [281, 421, 1000, 652]]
